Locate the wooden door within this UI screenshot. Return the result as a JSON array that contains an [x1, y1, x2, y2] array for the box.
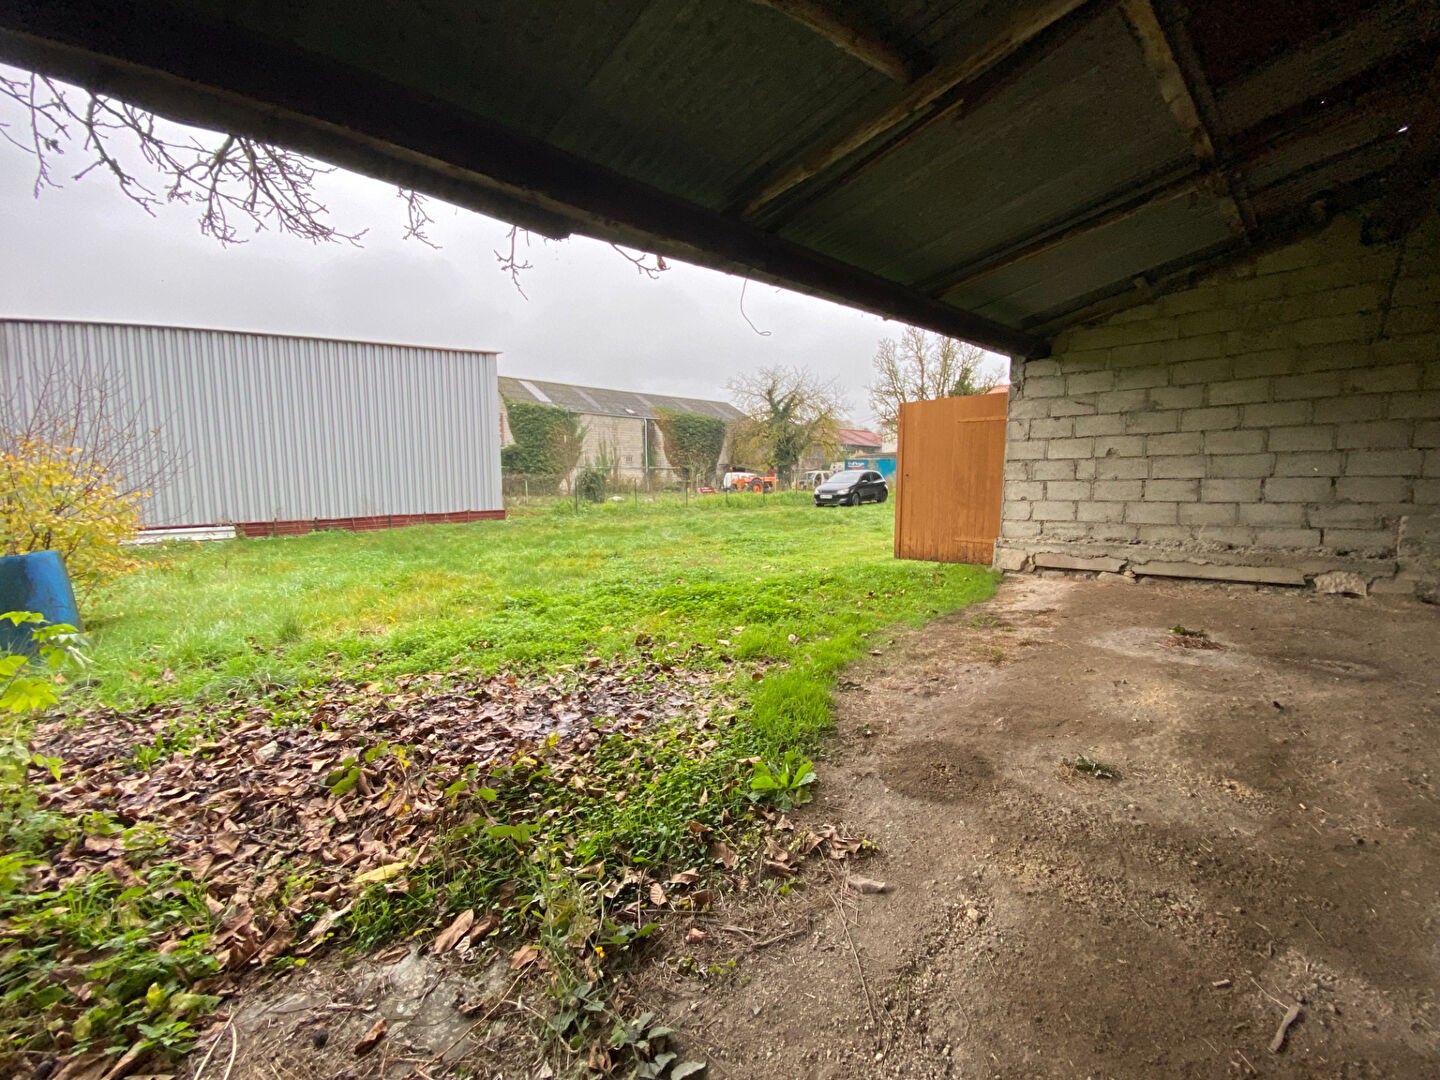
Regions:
[[894, 393, 1007, 564]]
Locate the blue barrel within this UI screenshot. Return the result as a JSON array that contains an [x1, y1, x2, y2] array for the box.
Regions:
[[0, 550, 82, 654]]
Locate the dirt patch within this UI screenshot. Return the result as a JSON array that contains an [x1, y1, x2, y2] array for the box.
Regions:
[[639, 577, 1440, 1078]]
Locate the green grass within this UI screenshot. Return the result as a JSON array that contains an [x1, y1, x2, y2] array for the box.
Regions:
[[83, 494, 996, 741], [3, 494, 997, 1070]]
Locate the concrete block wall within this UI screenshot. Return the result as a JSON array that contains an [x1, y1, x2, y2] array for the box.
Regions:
[[998, 207, 1440, 598]]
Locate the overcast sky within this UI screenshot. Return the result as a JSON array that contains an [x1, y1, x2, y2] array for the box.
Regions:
[[0, 66, 1007, 427]]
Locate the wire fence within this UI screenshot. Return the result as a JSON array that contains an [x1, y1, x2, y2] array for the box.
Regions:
[[501, 468, 811, 512]]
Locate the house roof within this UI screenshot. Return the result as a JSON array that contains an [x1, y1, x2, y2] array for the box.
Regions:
[[3, 3, 1433, 359], [837, 428, 884, 448], [498, 376, 745, 422]]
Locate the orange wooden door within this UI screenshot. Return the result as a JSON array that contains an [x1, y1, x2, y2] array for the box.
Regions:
[[894, 393, 1007, 565]]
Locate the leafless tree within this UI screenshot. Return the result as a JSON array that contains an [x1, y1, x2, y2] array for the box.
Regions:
[[2, 351, 187, 512], [0, 67, 669, 284], [728, 365, 846, 485], [868, 326, 1000, 434]]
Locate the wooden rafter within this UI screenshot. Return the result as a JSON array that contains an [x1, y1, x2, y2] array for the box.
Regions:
[[1120, 0, 1255, 235], [747, 0, 915, 83], [733, 0, 1100, 216]]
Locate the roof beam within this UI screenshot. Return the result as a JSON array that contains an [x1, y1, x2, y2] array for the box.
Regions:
[[746, 0, 915, 83], [0, 0, 1049, 359], [1119, 0, 1255, 236], [733, 0, 1100, 216]]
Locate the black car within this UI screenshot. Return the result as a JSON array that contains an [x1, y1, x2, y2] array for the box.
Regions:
[[814, 469, 888, 506]]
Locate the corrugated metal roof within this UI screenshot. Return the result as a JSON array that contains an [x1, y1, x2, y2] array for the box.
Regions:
[[2, 1, 1431, 351], [838, 428, 884, 448], [498, 376, 745, 422]]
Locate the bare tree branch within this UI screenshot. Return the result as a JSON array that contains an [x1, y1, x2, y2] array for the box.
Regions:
[[868, 327, 1000, 434]]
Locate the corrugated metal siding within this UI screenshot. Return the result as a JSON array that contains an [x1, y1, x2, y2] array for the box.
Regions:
[[1, 320, 503, 527]]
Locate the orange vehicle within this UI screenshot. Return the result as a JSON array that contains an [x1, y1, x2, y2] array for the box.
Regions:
[[721, 470, 777, 493]]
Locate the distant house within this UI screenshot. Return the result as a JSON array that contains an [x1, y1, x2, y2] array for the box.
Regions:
[[498, 376, 745, 481], [837, 427, 884, 456]]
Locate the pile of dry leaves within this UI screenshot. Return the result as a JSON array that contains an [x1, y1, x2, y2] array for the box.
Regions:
[[28, 660, 730, 972]]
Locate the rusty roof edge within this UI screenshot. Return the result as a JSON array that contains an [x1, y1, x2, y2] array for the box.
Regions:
[[0, 7, 1051, 360]]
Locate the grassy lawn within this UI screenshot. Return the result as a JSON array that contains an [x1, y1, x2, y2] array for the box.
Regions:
[[3, 494, 997, 1073]]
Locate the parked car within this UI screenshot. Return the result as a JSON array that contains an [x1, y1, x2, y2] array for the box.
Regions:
[[814, 469, 887, 506], [801, 469, 832, 489]]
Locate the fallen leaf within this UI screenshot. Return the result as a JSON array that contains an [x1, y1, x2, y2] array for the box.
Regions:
[[432, 909, 475, 954], [353, 1018, 387, 1056], [649, 882, 668, 907], [354, 862, 408, 886], [709, 840, 737, 869], [509, 943, 540, 970], [685, 928, 708, 944]]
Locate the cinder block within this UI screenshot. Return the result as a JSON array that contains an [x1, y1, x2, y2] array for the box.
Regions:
[[1225, 326, 1295, 354], [1115, 365, 1172, 390], [1205, 429, 1268, 455], [1067, 370, 1115, 395], [1335, 420, 1415, 450], [1078, 501, 1127, 523], [1209, 378, 1273, 406], [1308, 504, 1380, 528], [1345, 450, 1425, 476], [1108, 302, 1162, 324], [1094, 480, 1144, 502], [1197, 526, 1260, 548], [1239, 503, 1306, 527], [1089, 522, 1142, 543], [1177, 308, 1244, 336], [1008, 397, 1049, 420], [1322, 527, 1396, 553], [1125, 411, 1180, 434], [1032, 501, 1078, 521], [1202, 478, 1262, 502], [1126, 502, 1178, 524], [1273, 372, 1344, 400], [1007, 439, 1048, 460], [1382, 307, 1439, 335], [1150, 455, 1207, 479], [1003, 501, 1033, 521], [1024, 359, 1063, 378], [1294, 342, 1371, 373], [1004, 461, 1032, 482], [1031, 460, 1076, 481], [1291, 314, 1374, 346], [1210, 454, 1278, 478], [1095, 435, 1146, 458], [1157, 333, 1229, 364], [1180, 406, 1241, 432], [1313, 394, 1388, 423], [1148, 432, 1204, 456], [1242, 401, 1311, 428], [1007, 420, 1030, 442], [1262, 477, 1333, 503], [1148, 385, 1205, 410], [1095, 457, 1149, 480], [1236, 348, 1299, 378], [1073, 413, 1126, 437], [1008, 482, 1046, 502], [1255, 243, 1321, 275], [1001, 520, 1043, 539], [1050, 398, 1100, 417], [1171, 357, 1233, 385], [1335, 476, 1412, 503], [1031, 417, 1075, 440], [1179, 503, 1237, 526], [1069, 320, 1177, 350], [1273, 452, 1344, 477], [1342, 363, 1423, 394], [1075, 459, 1097, 480], [1427, 449, 1440, 477], [1390, 392, 1440, 420], [1145, 479, 1199, 501], [1046, 481, 1092, 501], [1414, 479, 1440, 504], [1415, 421, 1440, 448], [1269, 425, 1335, 451], [1097, 389, 1149, 413], [1047, 437, 1096, 459], [1026, 376, 1067, 398], [1251, 527, 1322, 548]]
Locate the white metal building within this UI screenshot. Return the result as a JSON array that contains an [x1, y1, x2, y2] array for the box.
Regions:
[[1, 320, 505, 536]]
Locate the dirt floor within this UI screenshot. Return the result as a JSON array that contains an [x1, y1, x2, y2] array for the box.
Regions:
[[642, 575, 1440, 1079]]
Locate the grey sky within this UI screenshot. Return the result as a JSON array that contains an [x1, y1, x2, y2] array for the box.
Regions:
[[0, 66, 1007, 425]]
